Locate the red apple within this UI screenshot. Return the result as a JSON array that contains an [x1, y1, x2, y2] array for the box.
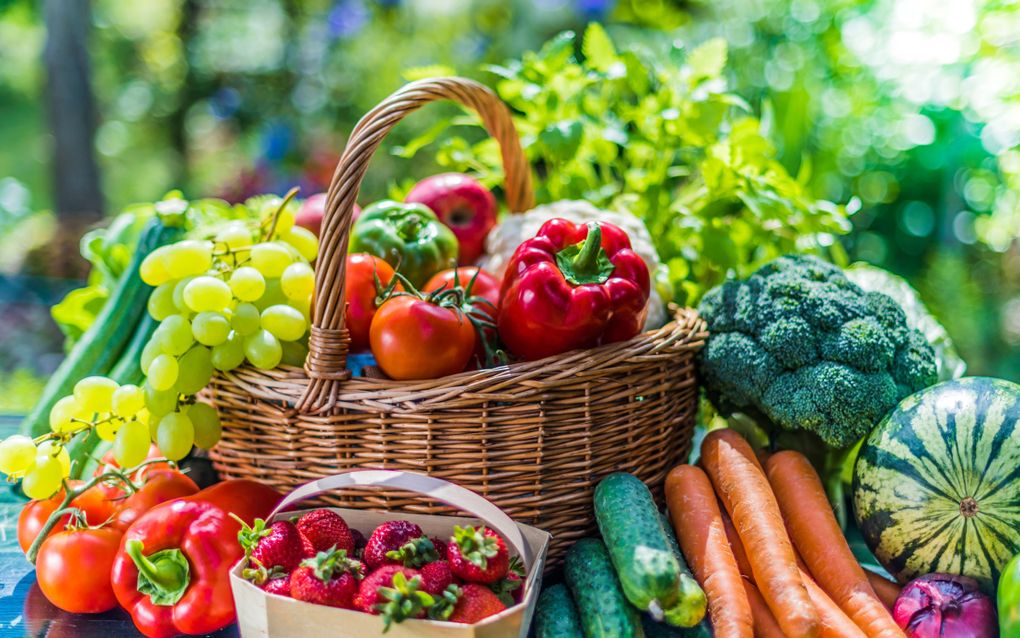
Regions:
[[405, 173, 497, 265], [296, 192, 360, 237]]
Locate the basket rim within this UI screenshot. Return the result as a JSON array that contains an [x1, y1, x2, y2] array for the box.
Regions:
[[210, 307, 706, 410]]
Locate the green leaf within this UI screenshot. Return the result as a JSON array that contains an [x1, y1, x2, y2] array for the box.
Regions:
[[51, 285, 110, 347], [391, 119, 451, 159], [687, 38, 728, 80], [582, 22, 618, 72]]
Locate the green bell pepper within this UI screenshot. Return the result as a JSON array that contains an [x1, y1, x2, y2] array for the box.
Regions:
[[349, 200, 458, 287], [1000, 553, 1020, 637]]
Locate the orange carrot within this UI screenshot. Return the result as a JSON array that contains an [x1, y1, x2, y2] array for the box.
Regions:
[[765, 451, 904, 638], [742, 580, 786, 638], [666, 465, 754, 638], [701, 429, 820, 638], [865, 571, 901, 611], [724, 515, 866, 638]]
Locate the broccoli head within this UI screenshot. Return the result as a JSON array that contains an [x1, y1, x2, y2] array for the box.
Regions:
[[697, 255, 937, 448]]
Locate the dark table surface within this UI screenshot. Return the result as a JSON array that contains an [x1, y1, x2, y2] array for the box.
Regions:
[[0, 417, 238, 638]]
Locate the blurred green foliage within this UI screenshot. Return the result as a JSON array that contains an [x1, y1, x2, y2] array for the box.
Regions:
[[0, 0, 1017, 400]]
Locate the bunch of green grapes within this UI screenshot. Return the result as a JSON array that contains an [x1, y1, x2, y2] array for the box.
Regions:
[[136, 198, 317, 462], [0, 195, 319, 500], [0, 376, 153, 498]]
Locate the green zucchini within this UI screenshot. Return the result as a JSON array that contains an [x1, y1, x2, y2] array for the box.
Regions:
[[20, 216, 183, 438], [534, 584, 584, 638], [659, 512, 708, 628], [565, 537, 644, 638], [595, 473, 701, 625]]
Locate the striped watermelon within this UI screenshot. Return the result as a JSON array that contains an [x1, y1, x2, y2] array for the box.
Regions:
[[853, 376, 1020, 590]]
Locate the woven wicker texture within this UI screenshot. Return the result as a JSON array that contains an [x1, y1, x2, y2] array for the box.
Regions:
[[206, 77, 706, 564]]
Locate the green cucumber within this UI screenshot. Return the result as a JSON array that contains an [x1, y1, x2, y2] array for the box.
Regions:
[[535, 584, 584, 638], [565, 538, 643, 638], [21, 216, 183, 438], [595, 473, 702, 625], [67, 312, 158, 478], [659, 512, 708, 628]]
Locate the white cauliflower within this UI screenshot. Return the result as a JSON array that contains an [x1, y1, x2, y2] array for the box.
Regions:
[[480, 200, 669, 330]]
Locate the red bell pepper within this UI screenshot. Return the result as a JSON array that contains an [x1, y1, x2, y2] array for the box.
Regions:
[[110, 480, 281, 638], [497, 218, 650, 360]]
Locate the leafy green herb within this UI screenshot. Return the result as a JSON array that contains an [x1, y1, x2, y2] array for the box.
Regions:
[[401, 25, 851, 303]]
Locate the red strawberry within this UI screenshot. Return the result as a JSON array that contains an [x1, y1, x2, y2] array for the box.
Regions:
[[488, 555, 525, 606], [446, 525, 509, 584], [352, 528, 367, 550], [448, 584, 507, 624], [263, 572, 292, 597], [235, 517, 306, 572], [301, 532, 316, 558], [296, 509, 355, 554], [419, 560, 454, 595], [363, 520, 424, 569], [430, 536, 448, 558], [289, 547, 363, 608], [354, 565, 434, 630]]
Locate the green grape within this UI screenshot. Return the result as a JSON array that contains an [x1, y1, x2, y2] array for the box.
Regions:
[[280, 339, 309, 367], [36, 440, 71, 477], [22, 454, 64, 499], [250, 242, 293, 277], [290, 296, 312, 322], [147, 354, 179, 391], [147, 413, 160, 441], [114, 420, 150, 468], [176, 346, 213, 395], [260, 305, 307, 342], [281, 262, 314, 300], [192, 311, 230, 346], [144, 383, 177, 417], [96, 418, 119, 442], [215, 222, 253, 252], [73, 376, 119, 415], [141, 337, 162, 372], [147, 282, 178, 320], [0, 435, 37, 476], [183, 276, 232, 313], [231, 302, 261, 336], [228, 266, 266, 302], [244, 330, 283, 369], [139, 246, 173, 286], [157, 314, 194, 356], [156, 412, 195, 461], [253, 278, 287, 311], [172, 276, 196, 312], [165, 240, 214, 279], [112, 384, 145, 417], [211, 332, 245, 371], [49, 395, 88, 433], [280, 226, 318, 261], [189, 402, 222, 449], [271, 206, 296, 236]]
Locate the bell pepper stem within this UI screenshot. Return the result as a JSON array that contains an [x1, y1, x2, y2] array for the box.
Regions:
[[125, 539, 191, 606], [556, 223, 615, 286]]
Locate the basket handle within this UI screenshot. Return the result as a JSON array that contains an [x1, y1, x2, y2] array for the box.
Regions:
[[298, 76, 534, 413], [268, 469, 535, 571]]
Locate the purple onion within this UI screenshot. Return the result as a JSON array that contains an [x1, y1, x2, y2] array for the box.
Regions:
[[893, 573, 998, 638]]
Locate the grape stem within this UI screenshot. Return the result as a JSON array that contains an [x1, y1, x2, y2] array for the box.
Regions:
[[261, 186, 300, 241], [24, 458, 173, 564]]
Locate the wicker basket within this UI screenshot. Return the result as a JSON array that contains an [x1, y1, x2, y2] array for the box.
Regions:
[[206, 76, 707, 563]]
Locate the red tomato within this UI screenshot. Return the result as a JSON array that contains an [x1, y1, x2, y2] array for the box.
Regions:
[[17, 482, 115, 553], [36, 527, 122, 613], [345, 253, 401, 352], [423, 267, 500, 318], [369, 295, 477, 380], [424, 267, 502, 368], [93, 444, 172, 501], [110, 468, 199, 531]]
